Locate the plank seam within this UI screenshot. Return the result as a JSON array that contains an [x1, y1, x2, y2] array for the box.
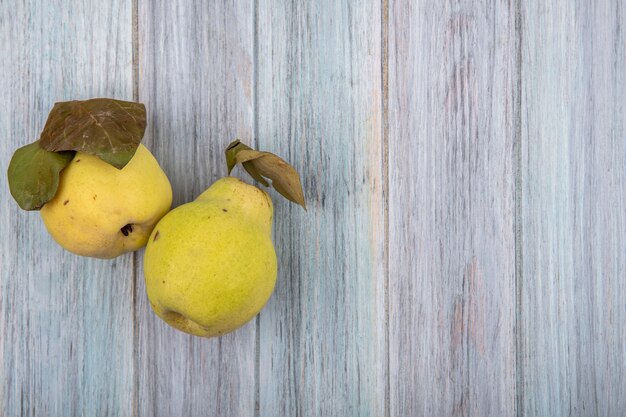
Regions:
[[132, 0, 139, 104], [131, 0, 139, 415], [381, 0, 390, 416], [253, 0, 259, 150], [253, 1, 261, 417], [514, 0, 524, 415]]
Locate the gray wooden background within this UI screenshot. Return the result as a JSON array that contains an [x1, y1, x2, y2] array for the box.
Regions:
[[1, 1, 624, 416]]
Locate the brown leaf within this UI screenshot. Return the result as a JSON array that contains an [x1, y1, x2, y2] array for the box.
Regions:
[[224, 140, 306, 209], [242, 161, 270, 187], [39, 98, 146, 169]]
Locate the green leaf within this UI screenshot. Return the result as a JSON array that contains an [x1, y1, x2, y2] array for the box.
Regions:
[[7, 140, 75, 210], [224, 140, 306, 209], [39, 98, 146, 169]]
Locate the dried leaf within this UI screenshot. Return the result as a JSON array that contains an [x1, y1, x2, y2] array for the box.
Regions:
[[225, 140, 248, 173], [226, 141, 270, 185], [39, 98, 146, 169], [249, 153, 306, 209], [242, 161, 270, 187], [7, 140, 75, 210], [224, 140, 306, 209]]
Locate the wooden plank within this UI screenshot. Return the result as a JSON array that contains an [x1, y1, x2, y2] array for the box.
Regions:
[[519, 1, 626, 415], [387, 0, 517, 415], [0, 1, 135, 416], [134, 1, 257, 416], [256, 1, 386, 416]]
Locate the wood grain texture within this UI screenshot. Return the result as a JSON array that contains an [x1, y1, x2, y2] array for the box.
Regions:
[[387, 0, 517, 415], [519, 1, 626, 416], [0, 1, 135, 416], [134, 1, 257, 416], [3, 1, 626, 415], [256, 1, 386, 416]]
